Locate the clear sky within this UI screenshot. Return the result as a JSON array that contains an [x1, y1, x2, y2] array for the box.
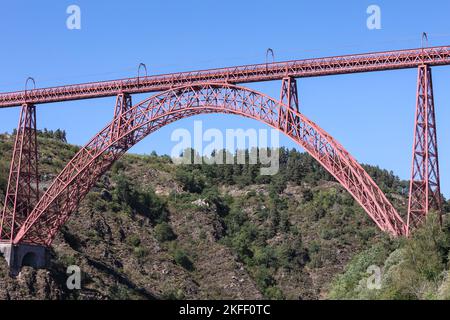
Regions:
[[1, 1, 450, 195]]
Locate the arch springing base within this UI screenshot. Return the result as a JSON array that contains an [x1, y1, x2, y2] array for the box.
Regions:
[[0, 243, 48, 276]]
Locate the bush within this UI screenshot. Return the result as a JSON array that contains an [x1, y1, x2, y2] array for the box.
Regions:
[[203, 188, 229, 217], [112, 174, 168, 223], [113, 174, 134, 205], [162, 289, 185, 300], [254, 267, 276, 289], [264, 286, 285, 300], [277, 239, 309, 269], [154, 222, 177, 242], [133, 246, 149, 259], [175, 168, 205, 193], [58, 254, 77, 267], [327, 241, 391, 299], [403, 214, 448, 282], [173, 248, 194, 271], [253, 246, 276, 268], [127, 235, 141, 247], [135, 188, 168, 223], [328, 214, 450, 300]]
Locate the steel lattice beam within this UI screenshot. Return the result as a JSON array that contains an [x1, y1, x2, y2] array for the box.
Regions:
[[407, 65, 442, 233], [11, 83, 407, 245], [1, 46, 450, 108], [0, 104, 39, 243]]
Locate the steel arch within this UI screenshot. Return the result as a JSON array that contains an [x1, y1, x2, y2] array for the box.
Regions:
[[14, 83, 407, 245]]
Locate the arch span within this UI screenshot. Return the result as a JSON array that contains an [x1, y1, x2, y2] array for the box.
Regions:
[[14, 83, 407, 245]]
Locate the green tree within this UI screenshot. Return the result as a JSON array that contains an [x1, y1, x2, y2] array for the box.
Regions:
[[113, 174, 134, 205], [175, 168, 205, 193]]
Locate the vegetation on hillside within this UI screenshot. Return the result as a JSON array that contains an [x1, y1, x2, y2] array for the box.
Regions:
[[0, 131, 449, 300], [328, 213, 450, 299]]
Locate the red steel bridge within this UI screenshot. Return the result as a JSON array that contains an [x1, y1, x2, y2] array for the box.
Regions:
[[0, 45, 448, 273]]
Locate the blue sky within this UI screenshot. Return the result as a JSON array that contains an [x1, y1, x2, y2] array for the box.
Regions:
[[1, 1, 450, 195]]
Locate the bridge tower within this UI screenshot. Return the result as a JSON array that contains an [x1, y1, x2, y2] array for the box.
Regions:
[[407, 64, 442, 234], [0, 94, 136, 275], [0, 104, 48, 275]]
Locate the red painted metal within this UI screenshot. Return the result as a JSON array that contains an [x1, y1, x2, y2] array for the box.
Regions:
[[279, 77, 299, 133], [0, 104, 39, 243], [12, 83, 407, 245], [1, 46, 450, 108], [407, 65, 442, 233], [111, 93, 133, 144], [2, 44, 446, 249]]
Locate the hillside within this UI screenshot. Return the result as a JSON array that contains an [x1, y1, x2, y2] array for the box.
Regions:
[[0, 131, 448, 300], [328, 213, 450, 299]]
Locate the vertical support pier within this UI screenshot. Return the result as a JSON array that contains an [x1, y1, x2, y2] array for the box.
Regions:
[[0, 104, 40, 242], [0, 104, 47, 275], [279, 77, 300, 135], [407, 64, 442, 234], [111, 93, 134, 147]]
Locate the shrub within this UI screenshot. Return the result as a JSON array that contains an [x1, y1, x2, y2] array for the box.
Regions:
[[276, 239, 309, 269], [154, 222, 177, 242], [203, 188, 229, 217], [254, 267, 276, 289], [113, 174, 134, 204], [112, 174, 168, 223], [328, 214, 450, 300], [135, 188, 168, 223], [58, 254, 77, 267], [133, 246, 149, 259], [173, 248, 194, 271], [264, 286, 285, 300], [253, 246, 276, 268], [175, 168, 205, 194], [327, 242, 391, 299], [127, 235, 141, 247]]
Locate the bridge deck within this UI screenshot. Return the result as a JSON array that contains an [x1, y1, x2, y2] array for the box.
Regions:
[[1, 45, 450, 108]]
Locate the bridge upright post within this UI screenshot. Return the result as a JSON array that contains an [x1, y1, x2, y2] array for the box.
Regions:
[[0, 103, 47, 275], [0, 104, 39, 242], [407, 64, 442, 234], [279, 77, 299, 134], [111, 93, 133, 145]]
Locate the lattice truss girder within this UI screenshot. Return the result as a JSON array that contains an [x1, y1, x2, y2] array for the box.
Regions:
[[1, 46, 450, 108], [12, 83, 407, 245]]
